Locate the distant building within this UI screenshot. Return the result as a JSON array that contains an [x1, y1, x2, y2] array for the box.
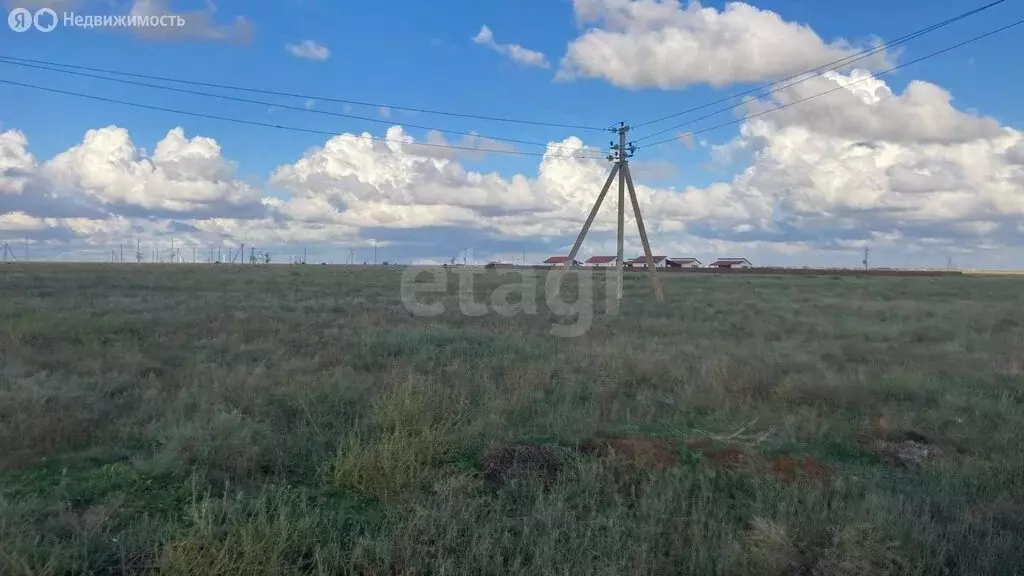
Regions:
[[666, 257, 702, 268], [627, 255, 667, 268], [710, 257, 752, 269], [585, 255, 618, 267], [543, 256, 581, 267]]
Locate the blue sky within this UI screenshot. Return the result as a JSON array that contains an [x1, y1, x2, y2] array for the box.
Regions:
[[1, 0, 1023, 267], [5, 0, 1019, 175]]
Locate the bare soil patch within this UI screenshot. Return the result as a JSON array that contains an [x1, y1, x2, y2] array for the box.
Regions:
[[869, 420, 945, 469], [481, 443, 563, 486], [770, 456, 833, 482], [579, 436, 679, 470], [684, 436, 751, 470]]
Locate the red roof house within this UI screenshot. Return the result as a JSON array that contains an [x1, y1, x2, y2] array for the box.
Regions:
[[710, 257, 752, 268], [585, 255, 618, 266], [666, 257, 702, 268], [543, 256, 581, 266], [627, 255, 666, 267]]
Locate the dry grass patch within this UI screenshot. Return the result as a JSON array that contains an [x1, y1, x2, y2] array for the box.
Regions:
[[334, 374, 460, 500], [3, 265, 1024, 574]]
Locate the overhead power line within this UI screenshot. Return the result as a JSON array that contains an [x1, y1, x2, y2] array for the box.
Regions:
[[0, 57, 597, 155], [639, 18, 1024, 150], [631, 0, 1010, 136], [0, 78, 605, 159], [0, 54, 607, 133]]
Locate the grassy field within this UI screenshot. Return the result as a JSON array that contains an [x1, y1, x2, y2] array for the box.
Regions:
[[3, 263, 1024, 575]]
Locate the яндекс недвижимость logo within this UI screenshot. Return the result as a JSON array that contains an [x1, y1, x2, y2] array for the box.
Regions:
[[8, 7, 185, 32], [8, 7, 57, 32]]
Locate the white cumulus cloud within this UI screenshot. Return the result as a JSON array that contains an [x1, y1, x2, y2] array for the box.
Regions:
[[128, 0, 253, 43], [558, 0, 888, 89], [0, 129, 36, 196], [744, 70, 1002, 144], [36, 126, 262, 218], [286, 40, 331, 61], [3, 68, 1023, 267], [693, 69, 1024, 251], [473, 25, 551, 68]]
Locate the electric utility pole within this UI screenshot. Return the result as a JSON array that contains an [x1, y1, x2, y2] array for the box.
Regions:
[[615, 124, 626, 299], [552, 122, 663, 302]]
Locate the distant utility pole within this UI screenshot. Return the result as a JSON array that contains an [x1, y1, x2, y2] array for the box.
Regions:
[[553, 121, 663, 302], [2, 241, 17, 261], [136, 238, 142, 263], [863, 246, 870, 269]]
